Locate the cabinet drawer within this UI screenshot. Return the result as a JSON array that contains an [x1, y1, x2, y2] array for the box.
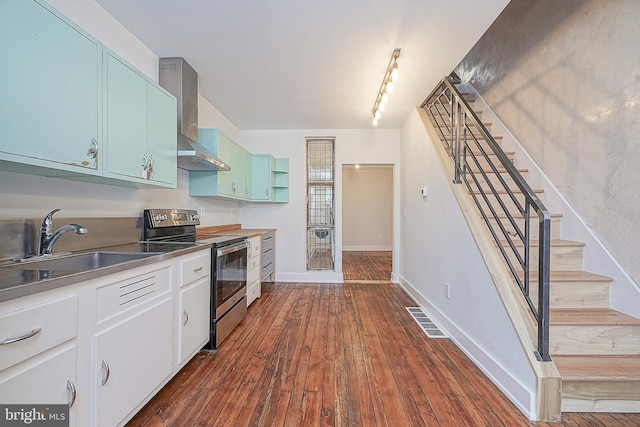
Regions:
[[0, 295, 78, 372], [181, 251, 211, 287], [0, 344, 77, 410], [247, 280, 261, 306], [249, 236, 261, 259], [261, 259, 275, 279], [262, 232, 274, 251], [248, 260, 260, 284], [96, 266, 170, 322]]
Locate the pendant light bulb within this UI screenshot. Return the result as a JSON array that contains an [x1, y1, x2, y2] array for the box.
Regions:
[[375, 110, 381, 120], [386, 81, 393, 94], [373, 117, 378, 126], [381, 92, 389, 104], [379, 102, 385, 112]]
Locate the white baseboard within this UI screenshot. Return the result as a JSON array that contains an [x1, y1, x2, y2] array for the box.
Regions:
[[398, 274, 534, 420]]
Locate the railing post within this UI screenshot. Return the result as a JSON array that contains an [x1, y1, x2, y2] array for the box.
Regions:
[[537, 213, 552, 361], [453, 101, 462, 184], [449, 91, 455, 157]]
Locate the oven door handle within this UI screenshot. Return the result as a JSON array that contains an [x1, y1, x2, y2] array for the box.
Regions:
[[217, 241, 248, 257]]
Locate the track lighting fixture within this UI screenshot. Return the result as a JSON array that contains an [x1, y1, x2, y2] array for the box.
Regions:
[[371, 48, 400, 126]]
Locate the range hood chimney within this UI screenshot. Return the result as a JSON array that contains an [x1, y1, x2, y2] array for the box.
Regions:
[[159, 57, 230, 171]]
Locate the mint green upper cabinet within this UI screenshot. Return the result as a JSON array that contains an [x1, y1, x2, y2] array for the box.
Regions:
[[146, 84, 177, 186], [190, 129, 248, 200], [104, 52, 177, 187], [0, 0, 101, 174], [104, 53, 146, 180], [251, 154, 274, 201]]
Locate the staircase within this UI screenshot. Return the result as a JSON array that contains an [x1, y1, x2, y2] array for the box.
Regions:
[[424, 84, 640, 414]]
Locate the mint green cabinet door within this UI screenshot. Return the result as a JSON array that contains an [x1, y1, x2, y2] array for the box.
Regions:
[[251, 155, 273, 201], [244, 151, 253, 199], [216, 133, 235, 196], [0, 0, 101, 173], [104, 53, 147, 180], [146, 85, 177, 186]]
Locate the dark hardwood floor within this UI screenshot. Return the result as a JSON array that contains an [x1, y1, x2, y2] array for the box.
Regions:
[[342, 251, 392, 281], [127, 281, 640, 426]]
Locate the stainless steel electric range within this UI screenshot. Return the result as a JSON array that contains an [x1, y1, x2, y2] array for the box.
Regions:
[[143, 209, 248, 349]]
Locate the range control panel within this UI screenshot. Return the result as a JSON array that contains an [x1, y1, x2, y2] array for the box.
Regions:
[[144, 209, 200, 228]]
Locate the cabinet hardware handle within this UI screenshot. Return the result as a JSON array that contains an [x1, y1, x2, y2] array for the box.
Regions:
[[87, 138, 99, 159], [183, 310, 189, 326], [193, 266, 203, 272], [101, 360, 110, 386], [232, 182, 237, 193], [0, 328, 42, 345], [66, 380, 77, 408], [266, 188, 269, 196]]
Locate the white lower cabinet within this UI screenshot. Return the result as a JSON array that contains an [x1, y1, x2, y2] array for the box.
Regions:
[[0, 344, 78, 426], [247, 235, 262, 306], [178, 278, 210, 364], [0, 248, 211, 427], [94, 297, 173, 426]]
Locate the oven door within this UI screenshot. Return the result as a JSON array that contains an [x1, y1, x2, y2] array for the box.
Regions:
[[215, 242, 248, 318]]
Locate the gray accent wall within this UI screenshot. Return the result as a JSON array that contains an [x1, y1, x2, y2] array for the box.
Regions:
[[455, 0, 640, 285]]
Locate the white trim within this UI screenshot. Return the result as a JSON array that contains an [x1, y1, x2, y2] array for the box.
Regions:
[[398, 274, 535, 419], [461, 84, 640, 318]]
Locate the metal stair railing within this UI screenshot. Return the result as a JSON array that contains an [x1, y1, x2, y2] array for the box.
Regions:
[[421, 76, 552, 362]]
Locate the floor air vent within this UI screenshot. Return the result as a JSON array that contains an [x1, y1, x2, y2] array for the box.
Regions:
[[406, 307, 447, 338]]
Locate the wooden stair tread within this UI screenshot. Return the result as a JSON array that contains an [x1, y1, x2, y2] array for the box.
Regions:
[[467, 150, 515, 156], [550, 308, 640, 326], [553, 355, 640, 381], [500, 239, 586, 248], [532, 270, 613, 283]]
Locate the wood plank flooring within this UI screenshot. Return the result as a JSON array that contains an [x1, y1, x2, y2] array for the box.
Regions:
[[342, 251, 392, 281], [126, 281, 640, 426]]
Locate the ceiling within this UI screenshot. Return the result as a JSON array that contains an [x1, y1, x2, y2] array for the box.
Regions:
[[94, 0, 509, 130]]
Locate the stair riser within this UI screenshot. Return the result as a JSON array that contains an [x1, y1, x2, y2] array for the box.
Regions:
[[530, 282, 610, 309], [550, 325, 640, 355], [486, 217, 561, 240], [505, 245, 584, 271], [473, 195, 546, 230], [561, 381, 640, 412]]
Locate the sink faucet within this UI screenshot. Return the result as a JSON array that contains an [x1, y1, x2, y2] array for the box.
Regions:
[[38, 209, 88, 256]]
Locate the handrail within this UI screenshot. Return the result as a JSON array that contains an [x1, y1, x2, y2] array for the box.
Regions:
[[422, 76, 552, 361]]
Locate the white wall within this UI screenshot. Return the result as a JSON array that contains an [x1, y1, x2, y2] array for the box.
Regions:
[[239, 129, 401, 282], [455, 0, 640, 313], [0, 0, 242, 226], [399, 109, 536, 416], [342, 165, 393, 251]]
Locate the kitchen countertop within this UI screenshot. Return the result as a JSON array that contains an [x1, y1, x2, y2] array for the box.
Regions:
[[0, 241, 212, 303], [197, 225, 276, 238]]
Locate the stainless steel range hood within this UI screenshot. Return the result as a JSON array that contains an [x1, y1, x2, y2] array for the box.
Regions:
[[159, 57, 230, 171]]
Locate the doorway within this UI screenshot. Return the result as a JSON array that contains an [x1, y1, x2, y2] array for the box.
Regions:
[[342, 164, 393, 282]]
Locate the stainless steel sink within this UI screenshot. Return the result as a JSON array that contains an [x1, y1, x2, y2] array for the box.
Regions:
[[7, 252, 163, 271]]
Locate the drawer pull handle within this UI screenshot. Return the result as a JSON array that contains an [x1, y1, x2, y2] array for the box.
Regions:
[[66, 380, 77, 408], [101, 360, 110, 386], [193, 266, 203, 273], [0, 328, 42, 345], [183, 310, 189, 326]]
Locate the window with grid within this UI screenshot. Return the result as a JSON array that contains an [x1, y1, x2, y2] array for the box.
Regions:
[[306, 138, 335, 271]]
